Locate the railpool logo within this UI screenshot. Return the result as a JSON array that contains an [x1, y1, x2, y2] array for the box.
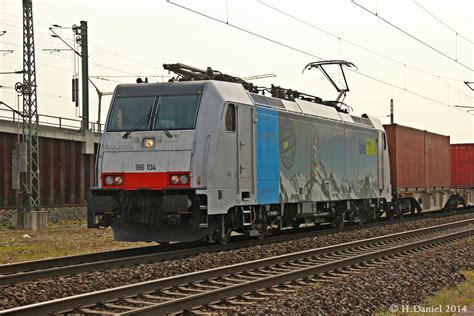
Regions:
[[359, 139, 377, 156], [105, 144, 133, 151], [280, 124, 296, 169]]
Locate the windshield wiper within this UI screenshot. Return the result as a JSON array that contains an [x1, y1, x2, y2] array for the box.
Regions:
[[155, 117, 173, 138], [122, 115, 150, 139]]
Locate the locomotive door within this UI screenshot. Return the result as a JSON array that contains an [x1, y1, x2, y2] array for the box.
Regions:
[[237, 104, 254, 198]]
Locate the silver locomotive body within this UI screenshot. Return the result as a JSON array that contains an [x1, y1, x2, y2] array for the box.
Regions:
[[88, 80, 391, 242]]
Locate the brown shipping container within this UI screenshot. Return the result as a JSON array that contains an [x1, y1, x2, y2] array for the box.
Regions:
[[425, 131, 450, 188], [451, 144, 474, 188], [383, 124, 451, 191], [384, 124, 425, 189]]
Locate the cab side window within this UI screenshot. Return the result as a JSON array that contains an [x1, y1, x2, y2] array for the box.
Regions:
[[225, 104, 236, 132]]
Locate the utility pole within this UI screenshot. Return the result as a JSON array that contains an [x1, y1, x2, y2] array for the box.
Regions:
[[21, 0, 40, 211], [390, 99, 394, 124], [12, 0, 47, 230], [73, 21, 89, 130]]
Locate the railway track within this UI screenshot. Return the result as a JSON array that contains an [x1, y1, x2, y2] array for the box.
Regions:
[[2, 218, 472, 315], [1, 208, 472, 287], [0, 208, 472, 287]]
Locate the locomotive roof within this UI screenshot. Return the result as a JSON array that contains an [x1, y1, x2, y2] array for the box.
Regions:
[[113, 80, 384, 132], [114, 81, 207, 97]]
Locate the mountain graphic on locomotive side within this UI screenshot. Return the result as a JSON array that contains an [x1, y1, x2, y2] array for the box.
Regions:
[[87, 62, 472, 243]]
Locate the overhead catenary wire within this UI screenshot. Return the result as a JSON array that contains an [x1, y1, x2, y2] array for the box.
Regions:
[[166, 0, 473, 116], [0, 36, 141, 77], [0, 81, 99, 106], [0, 17, 162, 73], [258, 0, 473, 101], [351, 0, 474, 72], [88, 45, 162, 71], [0, 22, 131, 76], [0, 11, 53, 27], [166, 1, 326, 58], [50, 49, 142, 76], [0, 15, 125, 123], [0, 19, 75, 44], [2, 51, 77, 73], [0, 23, 128, 77], [412, 0, 474, 45], [2, 2, 472, 118]]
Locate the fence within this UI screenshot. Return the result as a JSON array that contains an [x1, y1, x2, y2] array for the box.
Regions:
[[0, 108, 103, 133]]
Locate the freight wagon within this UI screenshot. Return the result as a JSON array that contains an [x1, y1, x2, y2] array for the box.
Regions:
[[384, 124, 468, 215]]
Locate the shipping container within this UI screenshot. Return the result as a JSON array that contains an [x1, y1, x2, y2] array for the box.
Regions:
[[425, 131, 451, 188], [383, 124, 451, 191], [451, 144, 474, 188]]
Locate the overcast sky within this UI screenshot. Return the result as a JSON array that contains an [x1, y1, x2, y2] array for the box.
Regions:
[[0, 0, 473, 142]]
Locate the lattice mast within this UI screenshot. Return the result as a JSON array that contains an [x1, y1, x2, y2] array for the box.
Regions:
[[21, 0, 40, 210]]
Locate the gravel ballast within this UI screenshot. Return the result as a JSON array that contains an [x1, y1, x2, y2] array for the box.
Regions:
[[1, 212, 473, 310], [237, 238, 474, 314]]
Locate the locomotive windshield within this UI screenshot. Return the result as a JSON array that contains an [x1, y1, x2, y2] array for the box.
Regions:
[[153, 95, 200, 130], [108, 96, 155, 132], [107, 94, 200, 132]]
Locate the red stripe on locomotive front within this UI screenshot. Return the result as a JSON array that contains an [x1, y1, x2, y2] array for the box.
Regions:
[[102, 172, 191, 190]]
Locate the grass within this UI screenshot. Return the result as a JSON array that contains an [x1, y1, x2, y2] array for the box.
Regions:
[[415, 270, 474, 315], [379, 270, 474, 315], [0, 222, 151, 264]]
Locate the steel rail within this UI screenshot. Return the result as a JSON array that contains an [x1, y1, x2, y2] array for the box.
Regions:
[[1, 218, 472, 315], [0, 208, 472, 286], [150, 229, 471, 316], [130, 229, 471, 315]]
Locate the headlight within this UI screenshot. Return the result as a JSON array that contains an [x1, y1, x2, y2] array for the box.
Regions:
[[104, 176, 114, 186], [179, 175, 189, 184], [114, 176, 123, 185], [170, 175, 180, 185], [142, 138, 155, 148], [104, 175, 123, 186]]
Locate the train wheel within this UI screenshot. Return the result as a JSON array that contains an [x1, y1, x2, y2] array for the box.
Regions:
[[385, 206, 394, 221], [398, 210, 404, 219], [215, 227, 232, 245], [292, 219, 303, 230], [333, 215, 345, 228], [257, 227, 269, 240]]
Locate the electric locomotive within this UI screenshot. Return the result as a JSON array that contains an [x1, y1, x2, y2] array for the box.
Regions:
[[87, 62, 392, 243]]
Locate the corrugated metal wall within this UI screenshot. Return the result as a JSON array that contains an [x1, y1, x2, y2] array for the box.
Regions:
[[385, 124, 425, 189], [384, 124, 451, 191], [425, 131, 451, 188], [451, 144, 474, 188], [0, 132, 96, 208]]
